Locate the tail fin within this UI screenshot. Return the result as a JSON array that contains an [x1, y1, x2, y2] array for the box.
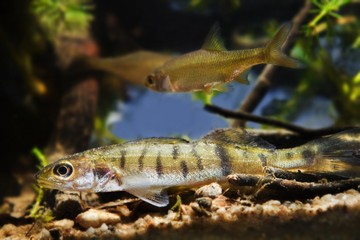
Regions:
[[305, 128, 360, 178], [265, 23, 304, 68]]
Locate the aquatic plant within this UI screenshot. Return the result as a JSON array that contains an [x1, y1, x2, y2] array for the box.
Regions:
[[31, 0, 93, 41], [28, 148, 54, 222]]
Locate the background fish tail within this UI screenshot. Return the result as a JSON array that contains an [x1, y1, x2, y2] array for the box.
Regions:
[[265, 23, 303, 68], [302, 129, 360, 178]]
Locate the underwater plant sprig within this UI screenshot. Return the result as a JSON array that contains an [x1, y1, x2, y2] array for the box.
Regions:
[[28, 147, 54, 222], [31, 0, 93, 41], [307, 0, 351, 34]]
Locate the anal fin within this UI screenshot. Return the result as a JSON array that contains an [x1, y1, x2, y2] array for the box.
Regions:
[[203, 83, 228, 94], [234, 69, 250, 84], [213, 84, 228, 92]]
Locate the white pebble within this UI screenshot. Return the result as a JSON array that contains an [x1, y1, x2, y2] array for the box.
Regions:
[[76, 209, 121, 228]]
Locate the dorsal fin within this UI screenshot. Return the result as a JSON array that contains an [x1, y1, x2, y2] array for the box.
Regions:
[[202, 23, 226, 51], [125, 137, 189, 146], [200, 128, 275, 149]]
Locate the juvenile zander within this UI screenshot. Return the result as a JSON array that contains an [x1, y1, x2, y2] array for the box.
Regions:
[[145, 23, 303, 93], [35, 128, 360, 207]]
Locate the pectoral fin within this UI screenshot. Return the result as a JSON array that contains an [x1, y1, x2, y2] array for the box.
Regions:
[[120, 173, 170, 207], [126, 187, 169, 207], [159, 75, 175, 92]]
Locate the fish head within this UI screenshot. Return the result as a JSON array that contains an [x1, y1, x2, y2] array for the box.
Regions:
[[35, 154, 97, 192], [145, 70, 173, 92]]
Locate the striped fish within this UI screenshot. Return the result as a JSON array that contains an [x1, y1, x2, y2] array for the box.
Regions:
[[35, 128, 360, 207]]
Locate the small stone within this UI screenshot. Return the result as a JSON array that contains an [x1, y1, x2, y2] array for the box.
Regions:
[[196, 197, 212, 209], [115, 205, 131, 217], [212, 195, 230, 209], [86, 227, 95, 235], [76, 209, 121, 228], [0, 224, 17, 237], [39, 228, 51, 240], [190, 202, 211, 217], [100, 223, 108, 232], [46, 219, 74, 230], [195, 183, 222, 198]]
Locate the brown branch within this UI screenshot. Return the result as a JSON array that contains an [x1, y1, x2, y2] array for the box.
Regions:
[[263, 167, 347, 182], [45, 78, 98, 163], [205, 104, 354, 137], [227, 173, 360, 200], [232, 0, 312, 128]]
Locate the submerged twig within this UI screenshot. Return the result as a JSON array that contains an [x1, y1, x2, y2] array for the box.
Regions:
[[264, 167, 347, 182], [228, 168, 360, 199], [205, 104, 354, 137], [95, 198, 140, 209], [232, 0, 312, 128]]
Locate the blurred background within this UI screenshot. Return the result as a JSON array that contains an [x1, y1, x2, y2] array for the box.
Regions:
[[1, 0, 360, 198]]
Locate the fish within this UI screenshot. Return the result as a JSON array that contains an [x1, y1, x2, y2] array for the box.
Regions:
[[145, 23, 303, 93], [35, 128, 360, 207], [83, 51, 173, 86]]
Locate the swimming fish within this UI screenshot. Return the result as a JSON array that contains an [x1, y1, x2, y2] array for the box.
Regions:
[[145, 23, 303, 93], [83, 51, 173, 86], [35, 128, 360, 207]]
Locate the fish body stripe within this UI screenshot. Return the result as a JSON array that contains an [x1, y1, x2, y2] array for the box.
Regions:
[[216, 145, 231, 176], [301, 149, 315, 166], [285, 152, 294, 159], [138, 146, 147, 171], [302, 149, 315, 160], [156, 153, 163, 177], [353, 150, 360, 159], [180, 160, 189, 178], [120, 150, 126, 169], [172, 145, 179, 160], [192, 145, 204, 171], [258, 153, 267, 167]]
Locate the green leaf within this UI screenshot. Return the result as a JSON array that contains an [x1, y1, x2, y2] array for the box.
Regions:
[[192, 91, 215, 105], [28, 185, 54, 222], [32, 147, 48, 169]]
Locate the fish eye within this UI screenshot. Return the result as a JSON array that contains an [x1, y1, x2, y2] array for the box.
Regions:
[[53, 162, 73, 178], [147, 75, 155, 85]]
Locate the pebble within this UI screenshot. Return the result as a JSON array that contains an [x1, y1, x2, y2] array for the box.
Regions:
[[39, 228, 51, 240], [46, 219, 74, 230], [195, 183, 222, 198], [76, 209, 121, 228], [196, 197, 212, 209]]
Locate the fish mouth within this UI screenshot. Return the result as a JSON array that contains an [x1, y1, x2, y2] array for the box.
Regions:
[[35, 176, 58, 190], [34, 171, 42, 181]]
